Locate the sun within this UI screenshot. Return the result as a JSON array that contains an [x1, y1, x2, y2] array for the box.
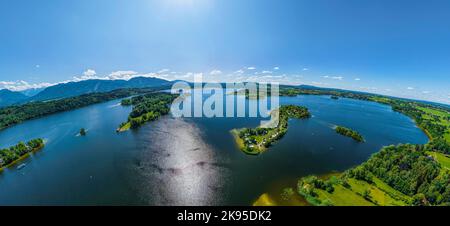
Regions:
[[161, 0, 212, 10]]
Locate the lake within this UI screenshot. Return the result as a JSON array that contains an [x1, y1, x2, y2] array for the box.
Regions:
[[0, 95, 428, 205]]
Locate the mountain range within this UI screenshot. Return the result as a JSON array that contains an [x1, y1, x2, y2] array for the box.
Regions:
[[2, 79, 448, 109], [0, 77, 172, 108], [20, 88, 46, 97], [0, 89, 29, 107]]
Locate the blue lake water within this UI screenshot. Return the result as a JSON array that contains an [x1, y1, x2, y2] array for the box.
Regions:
[[0, 95, 428, 205]]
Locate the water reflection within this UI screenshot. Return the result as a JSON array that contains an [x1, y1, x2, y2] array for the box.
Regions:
[[130, 117, 230, 205]]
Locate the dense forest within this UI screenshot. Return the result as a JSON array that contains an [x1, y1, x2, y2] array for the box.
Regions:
[[118, 93, 178, 131], [427, 138, 450, 154], [335, 126, 365, 142], [0, 138, 44, 169], [298, 143, 449, 206], [356, 144, 449, 205], [0, 88, 157, 130]]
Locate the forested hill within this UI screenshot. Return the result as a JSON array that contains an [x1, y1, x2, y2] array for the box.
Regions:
[[0, 77, 173, 108], [0, 88, 162, 130], [29, 77, 172, 102], [0, 89, 28, 108]]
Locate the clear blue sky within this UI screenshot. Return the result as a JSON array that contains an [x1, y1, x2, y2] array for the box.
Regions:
[[0, 0, 449, 104]]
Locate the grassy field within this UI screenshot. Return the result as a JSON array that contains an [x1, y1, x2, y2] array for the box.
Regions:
[[418, 106, 450, 119], [117, 122, 131, 132], [370, 176, 412, 204], [427, 151, 450, 170], [314, 184, 375, 206], [346, 177, 408, 206], [417, 106, 450, 142], [288, 167, 418, 206], [295, 173, 411, 206]]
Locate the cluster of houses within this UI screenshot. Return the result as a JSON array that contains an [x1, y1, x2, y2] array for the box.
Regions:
[[239, 127, 283, 150]]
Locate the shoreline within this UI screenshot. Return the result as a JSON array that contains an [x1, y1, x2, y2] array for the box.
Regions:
[[252, 96, 448, 206], [230, 129, 262, 155], [231, 105, 311, 155], [116, 122, 131, 133]]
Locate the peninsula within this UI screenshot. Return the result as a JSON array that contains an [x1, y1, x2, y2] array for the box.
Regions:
[[232, 105, 311, 155], [117, 93, 178, 132]]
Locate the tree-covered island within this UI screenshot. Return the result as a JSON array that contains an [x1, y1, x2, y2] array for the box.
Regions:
[[232, 105, 311, 155], [0, 138, 45, 170], [335, 126, 365, 142], [120, 98, 132, 106], [117, 93, 178, 132]]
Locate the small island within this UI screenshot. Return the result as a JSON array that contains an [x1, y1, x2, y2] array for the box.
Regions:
[[232, 105, 311, 155], [121, 98, 132, 106], [229, 89, 267, 100], [335, 126, 365, 142], [0, 138, 45, 171], [117, 93, 178, 132]]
